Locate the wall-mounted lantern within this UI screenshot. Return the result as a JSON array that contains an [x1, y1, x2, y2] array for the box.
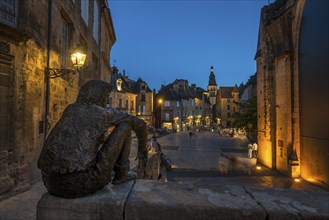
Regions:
[[48, 45, 87, 78]]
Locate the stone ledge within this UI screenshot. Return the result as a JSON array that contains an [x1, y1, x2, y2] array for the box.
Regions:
[[37, 181, 134, 220], [37, 180, 262, 220], [125, 180, 265, 220], [37, 180, 329, 220]]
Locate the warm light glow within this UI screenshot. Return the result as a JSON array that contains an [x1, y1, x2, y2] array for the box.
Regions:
[[71, 51, 86, 68], [172, 164, 177, 168], [158, 99, 163, 104], [116, 79, 122, 91], [256, 166, 262, 170], [294, 178, 301, 183]]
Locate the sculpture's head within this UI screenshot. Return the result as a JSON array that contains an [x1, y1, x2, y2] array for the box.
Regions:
[[76, 80, 112, 107]]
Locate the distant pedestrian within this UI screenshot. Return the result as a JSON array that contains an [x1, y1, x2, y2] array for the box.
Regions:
[[248, 143, 253, 159], [252, 142, 258, 158], [189, 131, 193, 141]]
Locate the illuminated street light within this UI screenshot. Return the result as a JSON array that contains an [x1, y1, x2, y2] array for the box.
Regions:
[[48, 45, 87, 78]]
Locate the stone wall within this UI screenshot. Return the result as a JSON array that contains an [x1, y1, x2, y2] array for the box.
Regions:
[[255, 0, 329, 187], [0, 0, 116, 199], [255, 0, 299, 174]]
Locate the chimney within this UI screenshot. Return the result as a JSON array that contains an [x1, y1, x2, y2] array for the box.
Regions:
[[123, 70, 126, 76]]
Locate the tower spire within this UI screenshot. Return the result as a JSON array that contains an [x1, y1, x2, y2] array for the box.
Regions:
[[208, 66, 217, 87]]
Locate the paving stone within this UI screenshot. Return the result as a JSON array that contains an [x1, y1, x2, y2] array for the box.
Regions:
[[245, 187, 329, 219], [125, 180, 266, 220]]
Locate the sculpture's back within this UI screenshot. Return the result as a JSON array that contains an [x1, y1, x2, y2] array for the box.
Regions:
[[38, 80, 148, 198]]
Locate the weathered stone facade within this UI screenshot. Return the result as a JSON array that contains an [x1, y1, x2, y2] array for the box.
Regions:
[[109, 68, 154, 125], [256, 0, 302, 177], [0, 0, 115, 199], [216, 85, 239, 128], [157, 79, 211, 131], [256, 0, 328, 188]]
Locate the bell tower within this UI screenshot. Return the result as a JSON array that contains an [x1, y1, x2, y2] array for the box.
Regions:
[[207, 66, 217, 106]]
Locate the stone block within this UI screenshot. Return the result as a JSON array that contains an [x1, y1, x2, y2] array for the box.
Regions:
[[125, 180, 266, 220], [36, 181, 134, 220], [245, 187, 329, 219]]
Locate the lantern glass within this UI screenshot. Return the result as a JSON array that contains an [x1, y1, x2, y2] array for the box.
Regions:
[[71, 51, 86, 68]]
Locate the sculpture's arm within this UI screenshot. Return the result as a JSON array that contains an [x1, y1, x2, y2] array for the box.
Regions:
[[104, 107, 148, 174], [104, 107, 147, 154]]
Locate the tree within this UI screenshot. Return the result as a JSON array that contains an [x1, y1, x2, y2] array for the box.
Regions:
[[232, 96, 257, 141]]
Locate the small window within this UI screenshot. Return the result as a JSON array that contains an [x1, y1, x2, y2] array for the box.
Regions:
[[176, 101, 180, 107], [116, 79, 122, 91], [130, 100, 134, 111], [164, 101, 170, 107], [165, 113, 170, 121], [0, 0, 16, 27], [141, 94, 145, 102], [93, 0, 99, 42], [227, 113, 231, 118], [227, 105, 230, 110], [81, 0, 88, 25], [119, 99, 122, 108], [39, 121, 44, 134], [60, 18, 69, 68], [125, 100, 128, 110], [108, 97, 112, 107]]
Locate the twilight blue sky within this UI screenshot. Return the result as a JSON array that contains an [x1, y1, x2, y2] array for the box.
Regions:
[[108, 0, 269, 92]]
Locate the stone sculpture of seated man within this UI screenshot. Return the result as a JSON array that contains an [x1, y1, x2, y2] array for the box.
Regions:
[[37, 80, 148, 198]]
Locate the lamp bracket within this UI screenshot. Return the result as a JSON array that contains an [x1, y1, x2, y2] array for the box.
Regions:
[[47, 68, 77, 79]]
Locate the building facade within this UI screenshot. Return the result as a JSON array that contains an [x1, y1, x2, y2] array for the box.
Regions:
[[0, 0, 116, 198], [156, 79, 211, 131], [109, 68, 154, 125], [239, 73, 257, 102], [205, 66, 240, 128], [256, 0, 328, 188], [217, 85, 239, 128]]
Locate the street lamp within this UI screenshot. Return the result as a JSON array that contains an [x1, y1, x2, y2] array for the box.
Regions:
[[48, 45, 87, 78], [44, 45, 87, 139]]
